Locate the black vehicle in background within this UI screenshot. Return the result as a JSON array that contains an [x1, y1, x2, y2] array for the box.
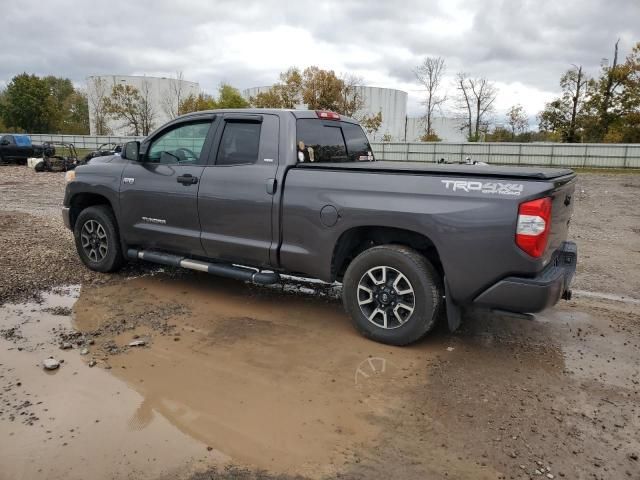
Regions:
[[0, 134, 45, 164]]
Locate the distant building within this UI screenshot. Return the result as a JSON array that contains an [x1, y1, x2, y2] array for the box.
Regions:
[[243, 85, 463, 142], [87, 75, 200, 136]]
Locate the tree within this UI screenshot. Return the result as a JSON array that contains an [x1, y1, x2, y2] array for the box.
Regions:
[[161, 71, 186, 119], [456, 73, 497, 141], [506, 104, 529, 139], [414, 56, 446, 138], [302, 66, 344, 111], [61, 90, 90, 134], [105, 84, 143, 136], [251, 88, 286, 108], [138, 78, 156, 135], [419, 131, 441, 142], [276, 68, 303, 108], [338, 74, 365, 117], [179, 93, 217, 113], [538, 65, 589, 142], [0, 73, 52, 132], [104, 78, 157, 136], [215, 83, 250, 108], [359, 111, 383, 139], [87, 76, 111, 135], [250, 66, 364, 116], [609, 42, 640, 142]]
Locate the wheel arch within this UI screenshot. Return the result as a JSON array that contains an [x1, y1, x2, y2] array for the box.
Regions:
[[68, 192, 115, 230], [330, 226, 444, 283]]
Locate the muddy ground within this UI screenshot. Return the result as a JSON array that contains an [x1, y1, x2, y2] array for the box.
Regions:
[[0, 165, 639, 480]]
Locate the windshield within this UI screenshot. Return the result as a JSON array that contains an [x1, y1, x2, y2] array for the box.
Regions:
[[296, 119, 374, 163]]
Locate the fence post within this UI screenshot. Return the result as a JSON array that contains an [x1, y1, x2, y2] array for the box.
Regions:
[[623, 144, 629, 168], [406, 142, 410, 162], [550, 144, 555, 167], [432, 142, 436, 163], [382, 142, 386, 160], [583, 144, 588, 168], [518, 143, 522, 165]]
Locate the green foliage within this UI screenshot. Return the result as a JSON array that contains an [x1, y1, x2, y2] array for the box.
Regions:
[[179, 84, 248, 114], [0, 73, 89, 134], [539, 41, 640, 143], [215, 83, 249, 109], [179, 93, 217, 114]]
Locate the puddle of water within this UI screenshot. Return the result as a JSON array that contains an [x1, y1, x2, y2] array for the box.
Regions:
[[70, 273, 442, 476], [0, 289, 224, 480]]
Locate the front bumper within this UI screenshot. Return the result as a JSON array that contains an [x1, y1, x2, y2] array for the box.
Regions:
[[473, 241, 577, 313], [62, 206, 71, 230]]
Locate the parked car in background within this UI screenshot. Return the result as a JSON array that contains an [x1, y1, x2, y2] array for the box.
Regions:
[[0, 134, 44, 164]]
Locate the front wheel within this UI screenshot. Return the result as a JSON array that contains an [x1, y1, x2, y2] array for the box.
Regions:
[[73, 205, 124, 273], [342, 245, 443, 345]]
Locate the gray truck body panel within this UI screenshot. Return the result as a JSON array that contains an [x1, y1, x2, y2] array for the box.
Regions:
[[63, 109, 577, 315]]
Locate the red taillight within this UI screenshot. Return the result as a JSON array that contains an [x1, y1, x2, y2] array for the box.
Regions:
[[516, 197, 552, 258], [316, 110, 340, 120]]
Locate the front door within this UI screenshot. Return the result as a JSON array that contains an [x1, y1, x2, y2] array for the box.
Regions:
[[198, 113, 279, 267], [119, 117, 218, 255]]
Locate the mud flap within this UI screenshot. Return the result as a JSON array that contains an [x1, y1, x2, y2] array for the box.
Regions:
[[444, 278, 462, 332]]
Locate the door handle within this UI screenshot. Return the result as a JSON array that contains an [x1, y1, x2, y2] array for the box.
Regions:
[[177, 174, 198, 185], [266, 178, 277, 195]]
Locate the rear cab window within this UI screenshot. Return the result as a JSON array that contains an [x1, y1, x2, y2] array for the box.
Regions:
[[296, 119, 374, 163]]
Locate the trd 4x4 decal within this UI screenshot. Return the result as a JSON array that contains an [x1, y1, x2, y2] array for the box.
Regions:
[[441, 179, 524, 196]]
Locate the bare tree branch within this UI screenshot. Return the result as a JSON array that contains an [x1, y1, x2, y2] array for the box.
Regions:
[[414, 57, 446, 137]]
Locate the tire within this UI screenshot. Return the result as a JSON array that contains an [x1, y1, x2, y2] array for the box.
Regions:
[[342, 245, 443, 346], [73, 205, 125, 273]]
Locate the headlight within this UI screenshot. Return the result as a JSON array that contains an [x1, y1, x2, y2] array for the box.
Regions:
[[65, 170, 76, 183]]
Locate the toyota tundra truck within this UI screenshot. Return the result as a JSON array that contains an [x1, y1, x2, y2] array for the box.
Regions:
[[62, 109, 577, 345]]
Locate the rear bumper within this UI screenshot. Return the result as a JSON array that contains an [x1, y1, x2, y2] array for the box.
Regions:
[[62, 207, 71, 229], [473, 241, 577, 313]]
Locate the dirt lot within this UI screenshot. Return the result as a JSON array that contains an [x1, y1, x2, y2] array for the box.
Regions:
[[0, 165, 639, 480]]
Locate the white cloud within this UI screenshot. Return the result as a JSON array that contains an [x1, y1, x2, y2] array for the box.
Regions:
[[0, 0, 638, 122]]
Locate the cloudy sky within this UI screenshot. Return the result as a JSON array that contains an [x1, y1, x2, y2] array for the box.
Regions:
[[1, 0, 638, 121]]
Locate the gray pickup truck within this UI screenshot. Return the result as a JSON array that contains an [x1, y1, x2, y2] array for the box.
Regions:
[[62, 109, 577, 345]]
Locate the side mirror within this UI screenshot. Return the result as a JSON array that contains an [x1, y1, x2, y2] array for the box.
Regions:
[[122, 141, 140, 161], [0, 139, 9, 146]]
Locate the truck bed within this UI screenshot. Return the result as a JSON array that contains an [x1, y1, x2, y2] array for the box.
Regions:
[[296, 161, 574, 180]]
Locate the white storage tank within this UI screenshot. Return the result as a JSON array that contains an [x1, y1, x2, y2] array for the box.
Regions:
[[87, 75, 200, 136]]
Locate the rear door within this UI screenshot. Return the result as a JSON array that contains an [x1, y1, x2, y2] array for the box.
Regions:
[[119, 116, 218, 255], [198, 113, 279, 267]]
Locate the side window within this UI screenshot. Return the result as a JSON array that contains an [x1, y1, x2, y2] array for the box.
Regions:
[[342, 123, 374, 161], [216, 121, 261, 166], [296, 119, 348, 163], [147, 121, 211, 164]]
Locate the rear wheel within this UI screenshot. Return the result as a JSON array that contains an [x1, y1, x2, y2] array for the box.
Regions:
[[342, 245, 443, 345], [73, 205, 124, 272]]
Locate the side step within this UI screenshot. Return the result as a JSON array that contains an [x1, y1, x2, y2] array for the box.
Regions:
[[127, 249, 281, 285]]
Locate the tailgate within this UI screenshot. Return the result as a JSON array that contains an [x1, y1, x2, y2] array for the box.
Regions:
[[546, 175, 576, 257]]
